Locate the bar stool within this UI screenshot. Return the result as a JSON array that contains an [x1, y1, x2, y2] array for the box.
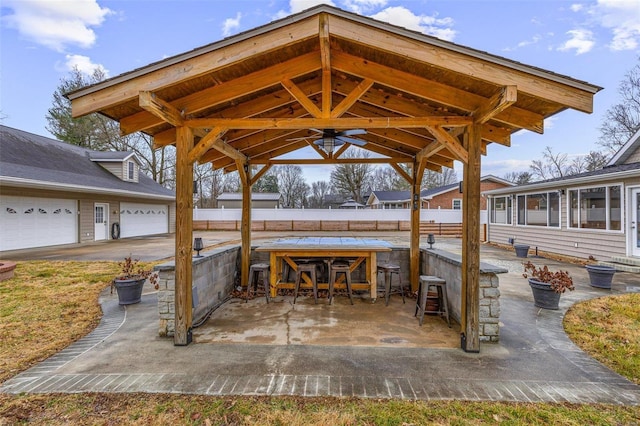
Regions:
[[293, 263, 319, 304], [415, 275, 450, 327], [246, 263, 270, 303], [377, 263, 405, 306], [328, 260, 354, 305]]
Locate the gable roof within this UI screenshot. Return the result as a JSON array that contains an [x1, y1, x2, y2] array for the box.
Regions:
[[66, 4, 601, 176], [90, 151, 139, 163], [0, 125, 175, 200], [369, 190, 411, 202], [607, 127, 640, 166]]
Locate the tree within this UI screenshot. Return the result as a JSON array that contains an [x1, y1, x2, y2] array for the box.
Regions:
[[529, 146, 569, 180], [421, 167, 457, 189], [503, 171, 533, 185], [46, 68, 175, 188], [598, 58, 640, 154], [252, 167, 279, 193], [330, 148, 373, 202], [308, 180, 331, 208], [370, 165, 411, 191], [275, 165, 308, 208]]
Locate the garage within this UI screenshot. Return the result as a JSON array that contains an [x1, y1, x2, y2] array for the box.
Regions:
[[120, 202, 168, 238], [0, 196, 78, 251]]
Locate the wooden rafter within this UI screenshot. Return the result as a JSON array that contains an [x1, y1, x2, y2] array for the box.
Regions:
[[331, 51, 544, 133], [330, 78, 374, 118], [120, 52, 322, 135]]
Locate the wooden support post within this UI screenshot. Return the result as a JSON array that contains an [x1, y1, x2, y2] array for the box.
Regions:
[[409, 161, 423, 292], [174, 126, 194, 346], [239, 162, 252, 291], [461, 123, 482, 353]]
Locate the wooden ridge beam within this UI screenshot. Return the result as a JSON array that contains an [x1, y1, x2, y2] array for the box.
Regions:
[[186, 116, 472, 129], [251, 157, 411, 165], [139, 91, 184, 127], [319, 13, 332, 117], [473, 86, 517, 124]]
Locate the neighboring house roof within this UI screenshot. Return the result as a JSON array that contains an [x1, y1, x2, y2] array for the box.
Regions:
[[484, 162, 640, 195], [369, 191, 411, 203], [339, 198, 365, 208], [217, 192, 282, 201], [89, 151, 139, 163], [607, 127, 640, 166], [0, 125, 175, 200]]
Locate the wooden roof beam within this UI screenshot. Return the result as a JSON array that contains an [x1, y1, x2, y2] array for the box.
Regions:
[[250, 164, 272, 186], [330, 78, 374, 118], [120, 51, 322, 135], [331, 51, 543, 133], [473, 85, 517, 124], [188, 127, 229, 164], [425, 125, 469, 164], [139, 91, 184, 127], [186, 116, 472, 129], [390, 163, 411, 184], [281, 78, 322, 118], [319, 13, 331, 117]]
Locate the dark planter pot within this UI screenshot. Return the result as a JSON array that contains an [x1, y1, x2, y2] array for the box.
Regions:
[[585, 265, 616, 289], [514, 244, 530, 258], [528, 278, 561, 310], [114, 278, 146, 305]]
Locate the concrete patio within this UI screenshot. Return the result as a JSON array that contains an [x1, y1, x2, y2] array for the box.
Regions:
[[1, 232, 639, 404]]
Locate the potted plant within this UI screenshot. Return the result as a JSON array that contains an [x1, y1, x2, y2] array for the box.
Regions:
[[112, 256, 158, 305], [584, 257, 616, 289], [522, 261, 574, 310]]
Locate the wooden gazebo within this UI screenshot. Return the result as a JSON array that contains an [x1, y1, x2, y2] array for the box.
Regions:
[[67, 5, 601, 351]]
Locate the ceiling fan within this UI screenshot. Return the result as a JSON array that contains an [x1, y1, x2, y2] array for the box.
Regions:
[[291, 128, 367, 154], [311, 129, 367, 154]]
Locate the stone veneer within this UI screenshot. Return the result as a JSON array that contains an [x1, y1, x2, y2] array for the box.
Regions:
[[155, 246, 239, 337], [421, 248, 506, 342]]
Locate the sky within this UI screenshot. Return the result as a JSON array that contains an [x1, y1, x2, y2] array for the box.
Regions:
[[1, 0, 639, 184]]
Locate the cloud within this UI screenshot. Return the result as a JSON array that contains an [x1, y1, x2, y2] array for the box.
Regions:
[[2, 0, 112, 52], [594, 0, 640, 50], [58, 54, 109, 77], [369, 6, 456, 41], [343, 0, 387, 14], [222, 12, 242, 37], [558, 29, 594, 54]]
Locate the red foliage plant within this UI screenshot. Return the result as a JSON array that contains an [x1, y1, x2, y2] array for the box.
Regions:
[[522, 261, 574, 294]]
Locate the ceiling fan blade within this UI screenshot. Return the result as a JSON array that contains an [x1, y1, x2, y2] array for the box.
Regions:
[[339, 129, 366, 136], [310, 128, 324, 134], [338, 136, 366, 146], [286, 136, 311, 141]]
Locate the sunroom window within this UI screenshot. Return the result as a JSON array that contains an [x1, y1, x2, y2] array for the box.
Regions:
[[515, 192, 560, 227], [489, 196, 511, 224], [569, 185, 622, 231]]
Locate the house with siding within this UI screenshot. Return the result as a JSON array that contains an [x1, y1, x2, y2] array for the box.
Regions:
[[367, 176, 513, 210], [0, 125, 176, 252], [216, 192, 283, 209], [484, 128, 640, 263]]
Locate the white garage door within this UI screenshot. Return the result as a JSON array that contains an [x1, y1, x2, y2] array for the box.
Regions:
[[0, 196, 78, 251], [120, 202, 168, 238]]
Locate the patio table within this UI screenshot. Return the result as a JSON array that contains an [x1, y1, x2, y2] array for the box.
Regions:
[[255, 237, 392, 302]]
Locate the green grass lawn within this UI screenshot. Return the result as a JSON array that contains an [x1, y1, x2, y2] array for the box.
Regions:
[[1, 260, 639, 425]]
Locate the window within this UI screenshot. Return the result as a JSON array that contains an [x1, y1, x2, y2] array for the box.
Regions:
[[569, 184, 622, 231], [127, 161, 135, 180], [515, 192, 561, 227], [489, 196, 511, 224], [452, 199, 462, 210]]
